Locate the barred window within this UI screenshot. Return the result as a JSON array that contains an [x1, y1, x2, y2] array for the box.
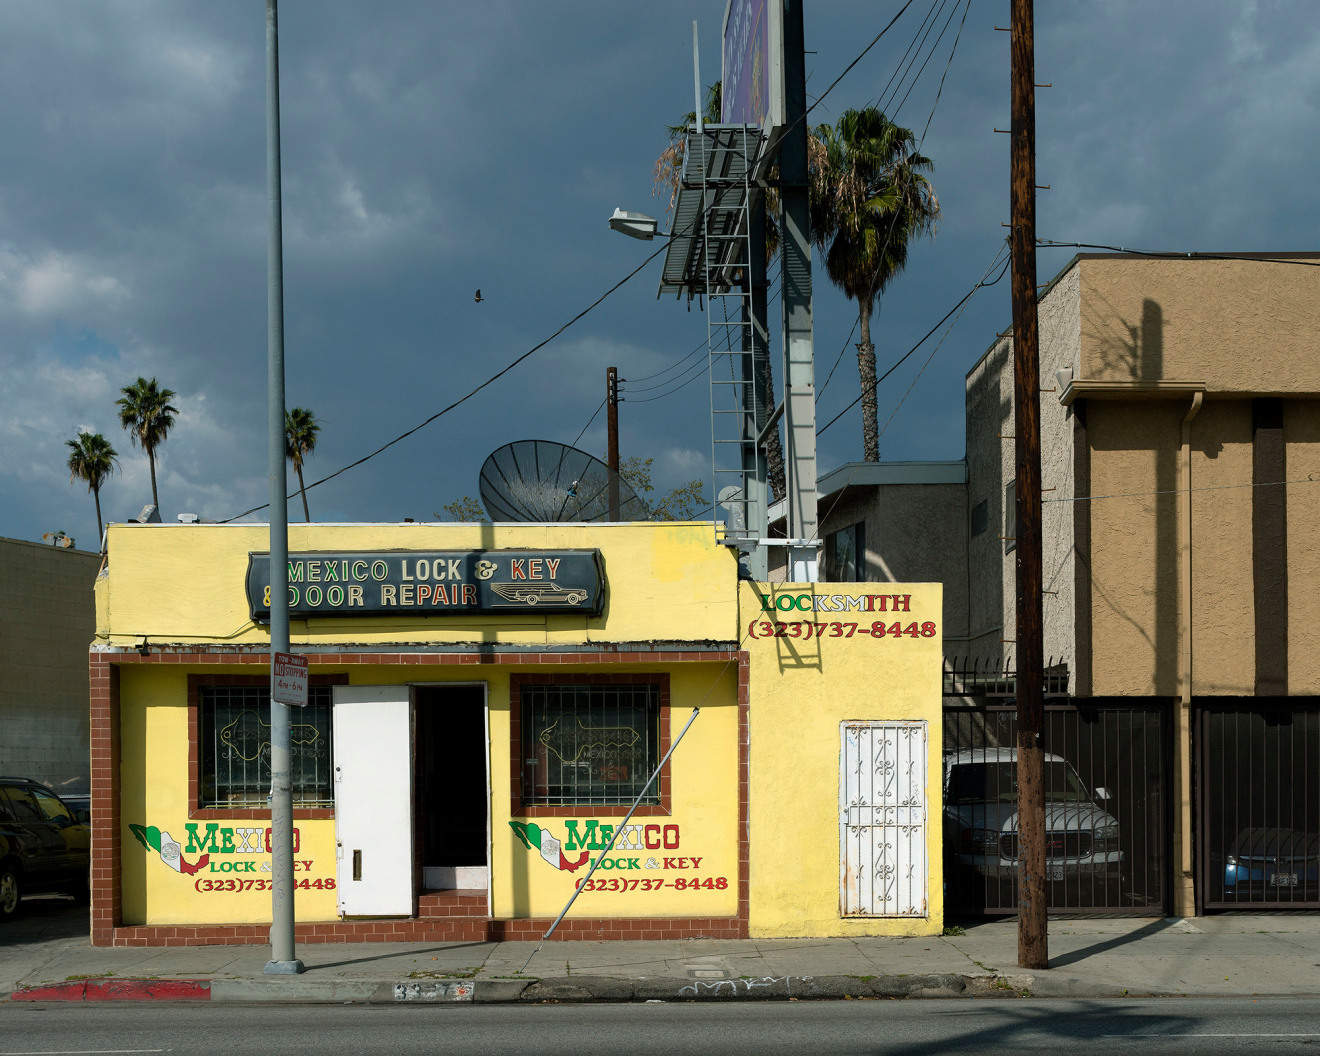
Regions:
[[520, 683, 661, 807], [199, 685, 333, 809]]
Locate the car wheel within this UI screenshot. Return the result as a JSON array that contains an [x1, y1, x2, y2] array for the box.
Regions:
[[0, 865, 21, 922], [525, 595, 538, 605]]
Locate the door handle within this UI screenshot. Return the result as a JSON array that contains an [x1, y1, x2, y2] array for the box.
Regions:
[[352, 849, 362, 882]]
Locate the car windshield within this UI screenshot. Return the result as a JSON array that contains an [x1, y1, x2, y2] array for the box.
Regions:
[[948, 761, 1091, 803]]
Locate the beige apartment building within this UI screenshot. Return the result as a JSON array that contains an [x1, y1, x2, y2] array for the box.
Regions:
[[813, 253, 1320, 916]]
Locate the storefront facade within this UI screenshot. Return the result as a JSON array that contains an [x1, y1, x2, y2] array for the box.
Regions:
[[89, 522, 943, 946]]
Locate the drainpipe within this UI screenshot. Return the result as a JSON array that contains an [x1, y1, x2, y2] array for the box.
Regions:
[[1175, 391, 1202, 916]]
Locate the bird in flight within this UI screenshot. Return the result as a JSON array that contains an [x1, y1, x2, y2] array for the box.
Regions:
[[474, 289, 484, 303]]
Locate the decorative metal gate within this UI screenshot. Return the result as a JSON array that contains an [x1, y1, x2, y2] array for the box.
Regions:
[[943, 701, 1170, 917], [1199, 701, 1320, 910], [840, 721, 928, 917]]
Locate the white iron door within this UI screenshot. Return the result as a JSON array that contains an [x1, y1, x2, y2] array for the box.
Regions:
[[840, 720, 928, 916], [333, 685, 413, 917]]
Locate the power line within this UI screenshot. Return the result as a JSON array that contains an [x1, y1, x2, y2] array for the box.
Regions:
[[1037, 240, 1320, 266], [220, 233, 675, 522], [818, 246, 1009, 437], [1044, 475, 1320, 504]]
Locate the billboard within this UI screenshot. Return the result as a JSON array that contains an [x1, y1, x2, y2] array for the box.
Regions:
[[721, 0, 783, 132]]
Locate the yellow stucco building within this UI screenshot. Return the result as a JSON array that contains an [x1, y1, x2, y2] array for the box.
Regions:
[[89, 521, 943, 945]]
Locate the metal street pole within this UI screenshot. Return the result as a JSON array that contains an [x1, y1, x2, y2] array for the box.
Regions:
[[1010, 0, 1047, 971], [779, 0, 819, 581], [263, 0, 302, 976]]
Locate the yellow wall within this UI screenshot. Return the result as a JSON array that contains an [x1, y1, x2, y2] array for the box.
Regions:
[[97, 522, 738, 647], [119, 664, 338, 924], [110, 523, 743, 926], [120, 661, 739, 925], [742, 582, 943, 937]]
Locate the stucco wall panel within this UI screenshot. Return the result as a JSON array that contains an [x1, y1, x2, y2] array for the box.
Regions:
[[1286, 400, 1320, 693], [98, 522, 738, 647], [1087, 403, 1182, 696], [1079, 257, 1320, 392], [1189, 400, 1255, 695], [743, 582, 943, 937]]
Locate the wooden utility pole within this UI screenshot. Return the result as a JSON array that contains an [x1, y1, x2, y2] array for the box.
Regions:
[[1010, 0, 1048, 971], [606, 366, 620, 520]]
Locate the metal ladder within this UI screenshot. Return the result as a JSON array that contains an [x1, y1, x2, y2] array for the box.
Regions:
[[686, 126, 760, 543]]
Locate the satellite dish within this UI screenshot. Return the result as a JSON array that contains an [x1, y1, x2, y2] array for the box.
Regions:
[[479, 440, 649, 522]]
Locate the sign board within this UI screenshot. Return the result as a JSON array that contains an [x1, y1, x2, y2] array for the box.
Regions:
[[272, 652, 308, 707], [247, 549, 606, 621], [721, 0, 784, 133]]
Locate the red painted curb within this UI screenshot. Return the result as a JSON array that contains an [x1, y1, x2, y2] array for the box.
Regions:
[[13, 979, 211, 1002]]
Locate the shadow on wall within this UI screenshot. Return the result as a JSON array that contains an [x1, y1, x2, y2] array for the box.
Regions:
[[1083, 295, 1164, 382]]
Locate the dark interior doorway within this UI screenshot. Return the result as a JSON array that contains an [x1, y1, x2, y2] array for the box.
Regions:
[[415, 684, 488, 888]]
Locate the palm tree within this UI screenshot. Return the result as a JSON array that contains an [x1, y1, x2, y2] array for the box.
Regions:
[[66, 431, 119, 544], [115, 377, 178, 510], [809, 108, 939, 462], [285, 407, 320, 522]]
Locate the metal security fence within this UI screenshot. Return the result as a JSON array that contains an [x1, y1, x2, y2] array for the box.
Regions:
[[943, 701, 1170, 917], [1199, 701, 1320, 911]]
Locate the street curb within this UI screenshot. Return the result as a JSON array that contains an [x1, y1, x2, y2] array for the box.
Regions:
[[11, 979, 212, 1002], [7, 970, 1161, 1004]]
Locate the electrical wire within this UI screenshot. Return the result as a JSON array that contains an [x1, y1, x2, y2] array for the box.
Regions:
[[818, 244, 1010, 437], [220, 224, 680, 522], [1037, 240, 1320, 266], [218, 2, 934, 523]]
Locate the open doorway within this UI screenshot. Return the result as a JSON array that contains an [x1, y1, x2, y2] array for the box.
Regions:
[[414, 684, 489, 892]]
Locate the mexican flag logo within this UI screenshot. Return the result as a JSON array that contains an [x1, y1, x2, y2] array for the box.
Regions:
[[509, 821, 589, 872], [129, 823, 210, 876]]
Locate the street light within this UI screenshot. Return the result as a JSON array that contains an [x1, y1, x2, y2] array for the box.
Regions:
[[608, 208, 665, 241]]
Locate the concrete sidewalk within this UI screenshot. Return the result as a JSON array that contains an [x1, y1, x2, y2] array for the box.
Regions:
[[4, 897, 1319, 1003]]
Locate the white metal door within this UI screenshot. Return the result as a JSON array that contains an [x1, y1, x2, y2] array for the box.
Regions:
[[840, 720, 928, 917], [333, 685, 414, 917]]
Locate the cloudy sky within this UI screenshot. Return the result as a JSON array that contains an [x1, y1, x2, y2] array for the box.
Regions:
[[3, 1, 1316, 548]]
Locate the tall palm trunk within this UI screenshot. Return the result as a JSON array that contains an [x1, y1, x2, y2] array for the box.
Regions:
[[857, 299, 879, 462], [297, 465, 310, 521], [147, 448, 160, 510], [93, 486, 104, 544]]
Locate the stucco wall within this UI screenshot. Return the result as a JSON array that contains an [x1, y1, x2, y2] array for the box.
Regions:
[[119, 661, 739, 926], [1078, 256, 1320, 393], [817, 482, 968, 639], [1286, 399, 1320, 694], [1188, 399, 1256, 696], [962, 261, 1080, 678], [742, 581, 943, 937], [97, 522, 739, 648], [0, 537, 101, 793]]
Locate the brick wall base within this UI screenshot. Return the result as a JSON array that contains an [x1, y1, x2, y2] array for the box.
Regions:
[[107, 915, 746, 946]]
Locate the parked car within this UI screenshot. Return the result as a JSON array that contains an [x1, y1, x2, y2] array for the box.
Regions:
[[0, 777, 91, 920], [1221, 826, 1320, 900], [943, 748, 1123, 883]]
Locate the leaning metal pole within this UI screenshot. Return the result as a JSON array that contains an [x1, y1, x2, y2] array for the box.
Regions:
[[1010, 0, 1047, 971], [263, 0, 302, 976], [521, 708, 702, 972]]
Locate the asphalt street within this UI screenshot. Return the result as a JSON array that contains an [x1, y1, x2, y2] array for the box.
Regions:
[[5, 998, 1320, 1055]]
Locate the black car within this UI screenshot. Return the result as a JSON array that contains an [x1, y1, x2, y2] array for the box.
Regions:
[[0, 777, 90, 920]]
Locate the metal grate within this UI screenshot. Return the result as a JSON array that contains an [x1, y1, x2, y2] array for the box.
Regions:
[[943, 700, 1169, 917], [520, 683, 661, 807], [199, 685, 333, 808], [1200, 703, 1320, 909]]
